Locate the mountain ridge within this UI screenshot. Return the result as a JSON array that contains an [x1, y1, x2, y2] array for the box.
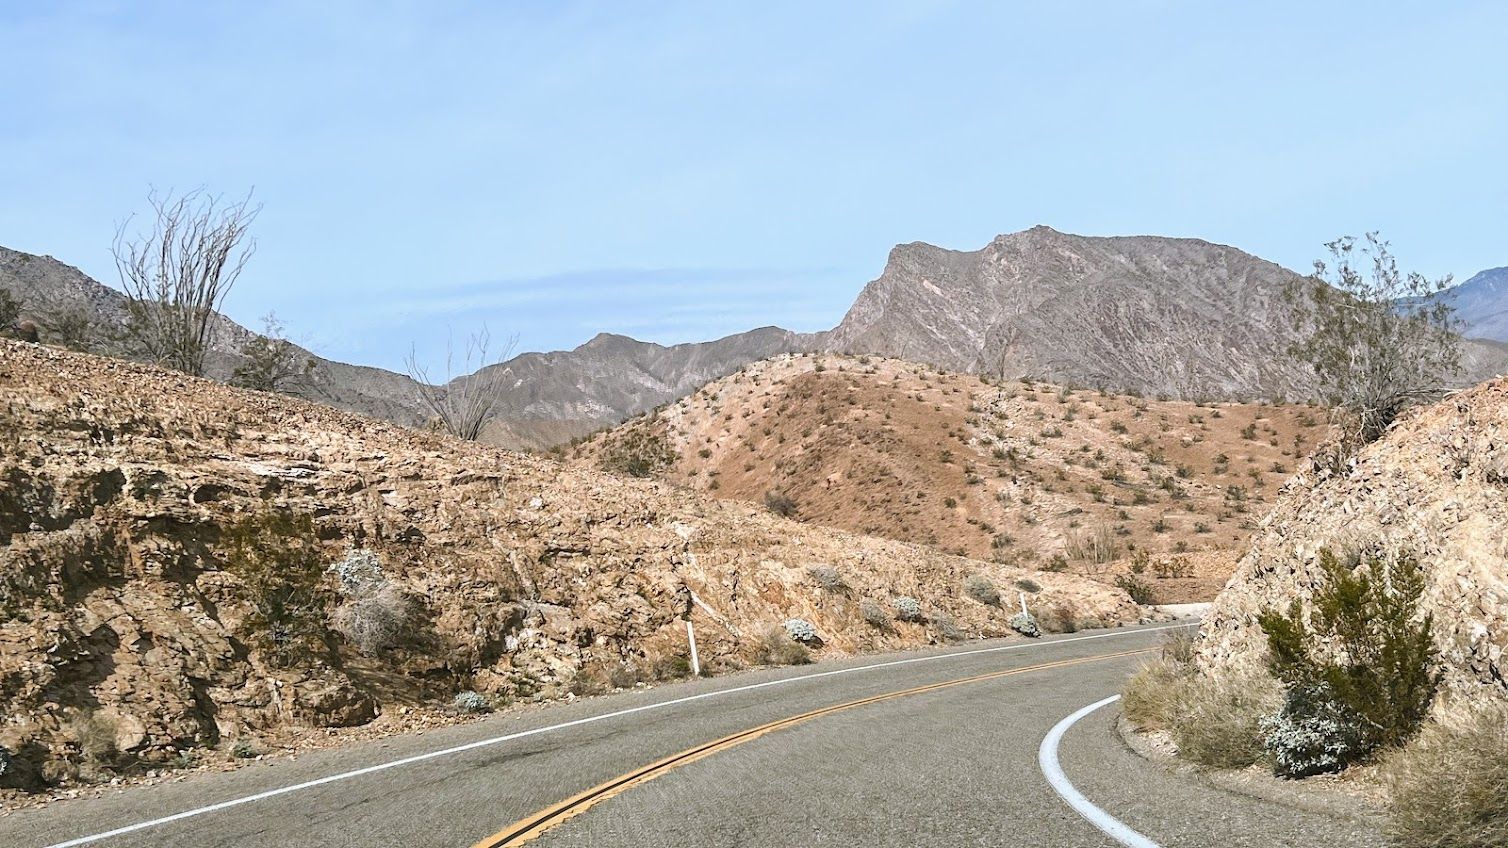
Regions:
[[7, 229, 1508, 449]]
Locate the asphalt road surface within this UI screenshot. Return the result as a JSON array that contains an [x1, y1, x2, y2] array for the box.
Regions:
[[1, 622, 1385, 848]]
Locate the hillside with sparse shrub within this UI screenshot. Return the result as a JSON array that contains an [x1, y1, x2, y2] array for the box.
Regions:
[[572, 353, 1330, 602]]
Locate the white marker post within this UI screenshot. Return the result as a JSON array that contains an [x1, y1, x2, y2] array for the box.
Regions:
[[1020, 592, 1029, 615], [685, 619, 701, 677]]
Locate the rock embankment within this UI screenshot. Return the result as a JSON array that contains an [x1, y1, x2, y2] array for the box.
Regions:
[[1199, 378, 1508, 700], [0, 340, 1138, 792]]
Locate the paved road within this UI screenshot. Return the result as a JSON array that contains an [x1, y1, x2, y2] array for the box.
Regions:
[[0, 623, 1385, 848]]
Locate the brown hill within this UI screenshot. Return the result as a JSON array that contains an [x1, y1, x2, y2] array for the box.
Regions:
[[1197, 377, 1508, 700], [0, 339, 1137, 793], [573, 354, 1331, 603]]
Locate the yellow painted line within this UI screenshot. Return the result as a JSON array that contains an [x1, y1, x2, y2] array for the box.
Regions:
[[473, 647, 1151, 848]]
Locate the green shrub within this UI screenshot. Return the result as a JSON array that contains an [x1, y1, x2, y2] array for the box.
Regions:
[[1014, 578, 1041, 593], [1384, 701, 1508, 848], [859, 600, 890, 629], [222, 508, 333, 668], [1258, 546, 1438, 775]]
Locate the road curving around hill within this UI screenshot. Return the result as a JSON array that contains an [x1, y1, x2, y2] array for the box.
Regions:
[[0, 622, 1383, 848]]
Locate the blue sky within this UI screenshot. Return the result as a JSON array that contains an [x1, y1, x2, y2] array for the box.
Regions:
[[2, 1, 1505, 373]]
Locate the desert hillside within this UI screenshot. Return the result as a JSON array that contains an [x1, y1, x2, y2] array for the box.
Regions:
[[0, 340, 1138, 792], [572, 354, 1330, 603], [1198, 376, 1508, 699]]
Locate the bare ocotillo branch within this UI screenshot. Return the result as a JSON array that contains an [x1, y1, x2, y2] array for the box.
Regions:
[[112, 187, 261, 377], [405, 327, 516, 441]]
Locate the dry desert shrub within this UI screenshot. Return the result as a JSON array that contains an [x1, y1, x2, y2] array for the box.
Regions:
[[1122, 631, 1279, 769], [1383, 700, 1508, 848], [754, 626, 812, 666], [963, 574, 1000, 606]]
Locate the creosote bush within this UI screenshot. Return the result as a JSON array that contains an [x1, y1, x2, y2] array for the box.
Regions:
[[963, 574, 1000, 606], [1258, 546, 1438, 776], [599, 424, 676, 478], [1282, 233, 1461, 451], [1113, 573, 1155, 605], [764, 489, 799, 518], [1383, 701, 1508, 848], [222, 508, 333, 668]]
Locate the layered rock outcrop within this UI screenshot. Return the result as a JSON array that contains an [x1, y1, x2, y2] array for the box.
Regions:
[[0, 340, 1137, 790]]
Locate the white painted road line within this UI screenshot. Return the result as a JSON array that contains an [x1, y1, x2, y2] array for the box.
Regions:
[[1039, 695, 1162, 848], [42, 623, 1191, 848]]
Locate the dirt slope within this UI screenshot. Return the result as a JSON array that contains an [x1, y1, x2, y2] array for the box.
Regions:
[[0, 340, 1137, 793], [1198, 378, 1508, 700], [572, 354, 1330, 603]]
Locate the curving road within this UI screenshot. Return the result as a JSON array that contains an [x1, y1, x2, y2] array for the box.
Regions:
[[1, 622, 1384, 848]]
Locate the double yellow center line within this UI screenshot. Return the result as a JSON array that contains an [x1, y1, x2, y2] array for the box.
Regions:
[[474, 647, 1150, 847]]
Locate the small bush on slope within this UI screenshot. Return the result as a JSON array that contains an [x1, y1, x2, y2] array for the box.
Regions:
[[328, 548, 417, 655], [599, 425, 676, 478], [807, 565, 847, 592], [1384, 701, 1508, 848], [963, 574, 1000, 606], [754, 627, 812, 666], [1258, 546, 1439, 776], [222, 509, 333, 668]]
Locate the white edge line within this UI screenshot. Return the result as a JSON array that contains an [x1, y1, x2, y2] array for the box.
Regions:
[[43, 622, 1193, 848], [1039, 694, 1163, 848]]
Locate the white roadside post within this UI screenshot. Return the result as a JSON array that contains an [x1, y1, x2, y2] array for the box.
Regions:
[[1019, 592, 1029, 615], [685, 619, 701, 677]]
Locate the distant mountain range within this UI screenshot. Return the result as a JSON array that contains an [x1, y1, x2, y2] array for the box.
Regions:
[[1436, 266, 1508, 342], [4, 229, 1507, 449]]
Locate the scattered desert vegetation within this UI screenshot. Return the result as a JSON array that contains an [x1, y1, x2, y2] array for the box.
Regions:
[[572, 353, 1329, 602]]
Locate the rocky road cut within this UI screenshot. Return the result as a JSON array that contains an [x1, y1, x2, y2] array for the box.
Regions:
[[1, 622, 1383, 848]]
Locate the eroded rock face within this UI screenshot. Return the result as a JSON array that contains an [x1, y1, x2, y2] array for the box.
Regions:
[[0, 341, 1138, 788], [1199, 379, 1508, 701]]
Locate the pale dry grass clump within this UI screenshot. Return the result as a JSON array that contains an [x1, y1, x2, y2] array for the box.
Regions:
[[1383, 700, 1508, 848], [1122, 632, 1280, 769]]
